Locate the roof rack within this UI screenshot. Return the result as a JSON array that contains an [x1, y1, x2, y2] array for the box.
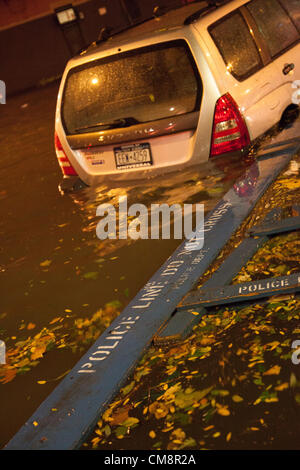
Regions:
[[184, 0, 234, 25], [78, 1, 234, 56]]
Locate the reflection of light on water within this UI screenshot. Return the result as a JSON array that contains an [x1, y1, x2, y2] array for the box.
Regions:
[[68, 153, 257, 258]]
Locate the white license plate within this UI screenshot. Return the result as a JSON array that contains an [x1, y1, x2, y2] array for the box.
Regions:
[[114, 143, 153, 170]]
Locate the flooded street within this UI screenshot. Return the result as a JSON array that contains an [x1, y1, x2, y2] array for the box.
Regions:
[[0, 82, 257, 447], [83, 155, 300, 451]]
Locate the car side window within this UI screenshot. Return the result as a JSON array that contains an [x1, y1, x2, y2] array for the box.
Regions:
[[247, 0, 299, 58], [209, 11, 262, 81], [279, 0, 300, 32]]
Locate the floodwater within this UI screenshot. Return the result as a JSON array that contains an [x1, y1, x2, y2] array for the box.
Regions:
[[0, 82, 259, 448]]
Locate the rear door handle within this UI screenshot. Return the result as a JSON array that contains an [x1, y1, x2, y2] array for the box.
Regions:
[[283, 63, 295, 75]]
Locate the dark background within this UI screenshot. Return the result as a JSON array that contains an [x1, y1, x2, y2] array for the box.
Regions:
[[0, 0, 194, 95]]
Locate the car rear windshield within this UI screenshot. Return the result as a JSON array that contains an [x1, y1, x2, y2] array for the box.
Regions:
[[62, 40, 202, 135]]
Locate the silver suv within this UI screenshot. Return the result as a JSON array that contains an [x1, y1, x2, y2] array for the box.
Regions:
[[55, 0, 300, 187]]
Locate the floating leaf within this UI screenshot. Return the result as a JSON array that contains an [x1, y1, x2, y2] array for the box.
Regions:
[[83, 272, 99, 280], [40, 260, 52, 267], [149, 402, 169, 419], [232, 395, 244, 403], [264, 365, 281, 376], [31, 346, 46, 360], [120, 380, 135, 396], [275, 382, 289, 392], [91, 437, 100, 447], [216, 406, 230, 416], [122, 417, 139, 428], [115, 426, 127, 439], [49, 317, 62, 325], [0, 368, 17, 384]]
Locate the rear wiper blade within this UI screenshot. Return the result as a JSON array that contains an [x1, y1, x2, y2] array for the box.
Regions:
[[75, 117, 141, 133]]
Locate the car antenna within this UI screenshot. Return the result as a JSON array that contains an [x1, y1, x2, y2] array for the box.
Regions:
[[184, 0, 233, 25], [153, 5, 168, 18], [97, 26, 113, 42]]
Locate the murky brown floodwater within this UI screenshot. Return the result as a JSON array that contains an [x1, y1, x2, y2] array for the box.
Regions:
[[0, 82, 259, 447]]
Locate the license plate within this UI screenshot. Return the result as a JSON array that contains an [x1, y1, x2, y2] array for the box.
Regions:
[[114, 143, 153, 170]]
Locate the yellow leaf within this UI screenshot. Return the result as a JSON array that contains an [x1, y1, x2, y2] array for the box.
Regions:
[[40, 260, 52, 267], [280, 178, 300, 190], [232, 395, 244, 403], [265, 341, 280, 351], [162, 426, 174, 433], [265, 397, 278, 403], [275, 382, 289, 392], [217, 406, 230, 416], [122, 417, 139, 428], [49, 317, 62, 325], [91, 437, 100, 447], [226, 432, 232, 442], [31, 346, 46, 360], [16, 358, 31, 368], [27, 322, 36, 330], [110, 407, 129, 426], [149, 402, 169, 419], [264, 365, 281, 376], [0, 368, 17, 384], [37, 380, 46, 385], [149, 430, 156, 439], [171, 428, 186, 441]]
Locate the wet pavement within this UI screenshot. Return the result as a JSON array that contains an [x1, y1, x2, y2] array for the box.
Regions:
[[0, 82, 261, 447]]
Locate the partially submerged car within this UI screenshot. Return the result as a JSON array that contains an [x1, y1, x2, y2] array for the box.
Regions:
[[55, 0, 300, 189]]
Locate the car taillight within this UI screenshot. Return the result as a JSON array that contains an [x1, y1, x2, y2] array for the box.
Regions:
[[54, 133, 77, 176], [210, 93, 250, 157]]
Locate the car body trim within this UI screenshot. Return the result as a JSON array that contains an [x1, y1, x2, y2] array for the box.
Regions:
[[66, 111, 199, 149]]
